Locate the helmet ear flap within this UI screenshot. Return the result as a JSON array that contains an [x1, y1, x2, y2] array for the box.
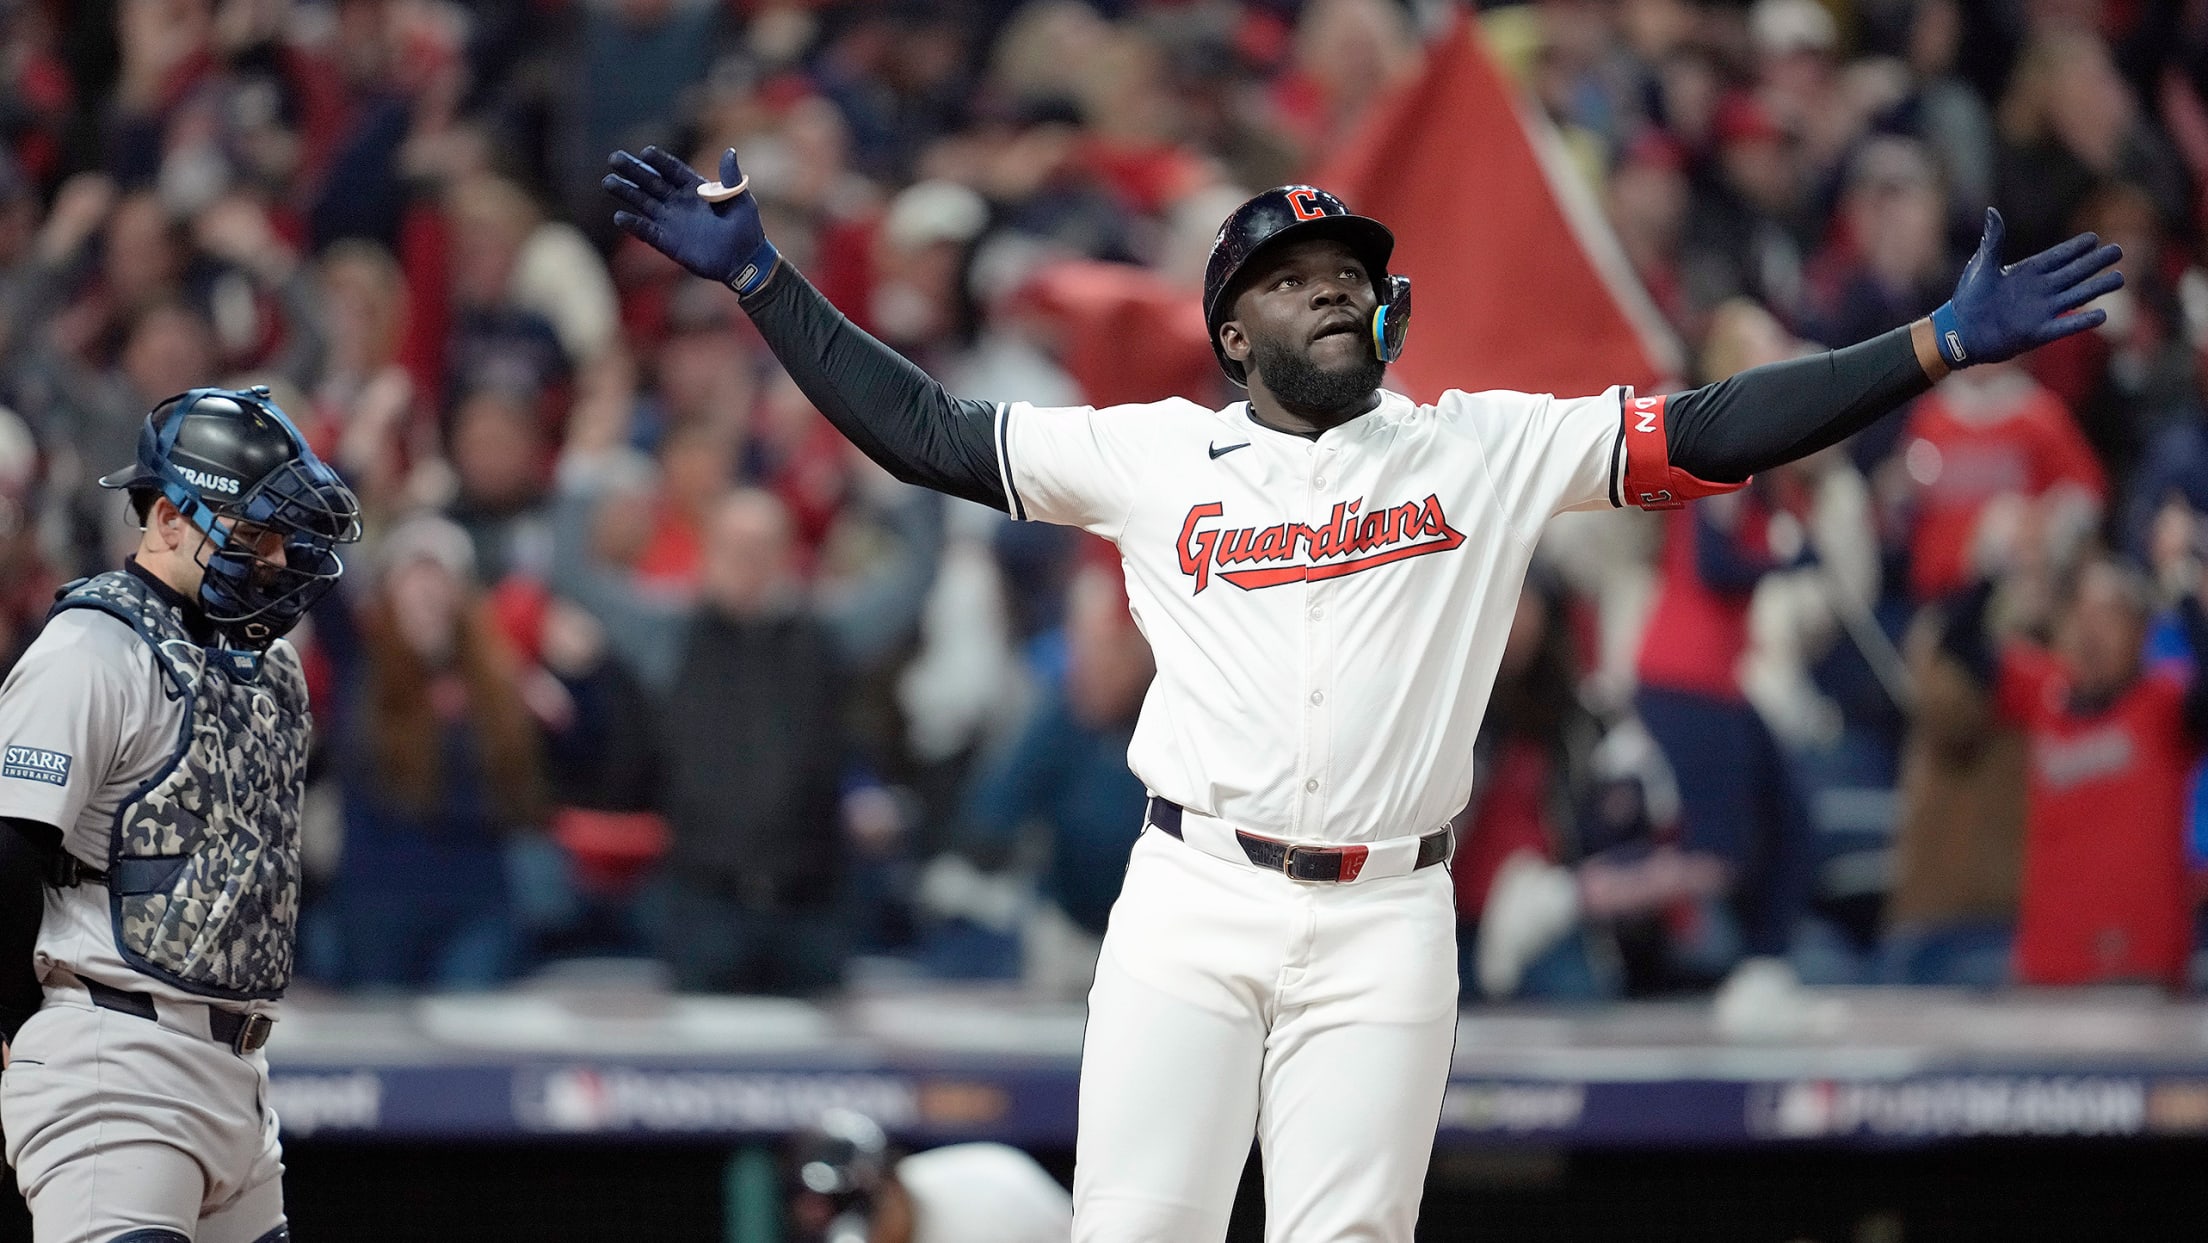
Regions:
[[1372, 274, 1412, 364]]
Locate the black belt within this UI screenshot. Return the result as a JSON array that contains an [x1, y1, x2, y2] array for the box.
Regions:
[[84, 979, 273, 1055], [1144, 796, 1450, 883]]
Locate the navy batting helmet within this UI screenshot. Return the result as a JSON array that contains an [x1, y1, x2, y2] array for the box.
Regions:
[[100, 386, 363, 648], [1202, 185, 1412, 386]]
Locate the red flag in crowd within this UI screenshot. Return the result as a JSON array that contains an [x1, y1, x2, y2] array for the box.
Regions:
[[1309, 14, 1682, 401], [1024, 260, 1220, 409]]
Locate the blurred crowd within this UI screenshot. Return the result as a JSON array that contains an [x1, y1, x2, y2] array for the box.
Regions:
[[0, 0, 2201, 1002]]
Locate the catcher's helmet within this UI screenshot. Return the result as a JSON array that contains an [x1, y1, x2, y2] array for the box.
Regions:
[[1202, 185, 1412, 387], [787, 1109, 890, 1243], [100, 386, 363, 648]]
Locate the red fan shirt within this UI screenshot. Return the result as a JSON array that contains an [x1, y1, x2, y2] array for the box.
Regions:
[[1901, 374, 2105, 601], [2000, 646, 2197, 987], [1635, 492, 1790, 701]]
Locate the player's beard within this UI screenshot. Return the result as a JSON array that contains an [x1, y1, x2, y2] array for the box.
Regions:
[[1250, 332, 1385, 418]]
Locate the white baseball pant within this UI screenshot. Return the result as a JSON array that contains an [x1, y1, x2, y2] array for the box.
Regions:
[[1073, 826, 1460, 1242], [3, 987, 286, 1243]]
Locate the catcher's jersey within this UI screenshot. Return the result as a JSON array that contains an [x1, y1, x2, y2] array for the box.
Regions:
[[0, 607, 278, 1013], [997, 386, 1629, 844]]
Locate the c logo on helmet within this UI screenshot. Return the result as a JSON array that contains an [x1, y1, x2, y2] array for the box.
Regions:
[[1286, 189, 1327, 221]]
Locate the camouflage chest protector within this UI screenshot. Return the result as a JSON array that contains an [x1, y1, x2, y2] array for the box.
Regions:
[[56, 571, 311, 1000]]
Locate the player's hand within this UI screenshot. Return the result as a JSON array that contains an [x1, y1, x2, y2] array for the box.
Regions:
[[603, 146, 779, 296], [1930, 208, 2123, 368]]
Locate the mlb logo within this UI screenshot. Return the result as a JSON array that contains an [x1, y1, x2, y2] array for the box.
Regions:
[[2, 745, 70, 786]]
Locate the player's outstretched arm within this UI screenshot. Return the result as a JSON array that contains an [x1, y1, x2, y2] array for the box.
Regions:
[[604, 146, 1007, 511], [1661, 208, 2123, 483]]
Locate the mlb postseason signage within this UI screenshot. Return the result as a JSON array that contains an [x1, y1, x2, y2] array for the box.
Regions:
[[266, 1060, 1076, 1145], [261, 992, 2208, 1148], [265, 1061, 2208, 1147]]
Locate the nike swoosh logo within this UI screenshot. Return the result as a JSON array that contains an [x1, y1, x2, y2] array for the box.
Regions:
[[1208, 442, 1251, 460]]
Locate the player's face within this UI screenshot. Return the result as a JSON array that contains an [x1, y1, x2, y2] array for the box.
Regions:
[[1228, 239, 1377, 369], [214, 516, 290, 592], [221, 519, 287, 568], [1224, 238, 1385, 412]]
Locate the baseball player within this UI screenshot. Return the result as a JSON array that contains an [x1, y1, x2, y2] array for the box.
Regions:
[[0, 387, 360, 1243], [606, 145, 2120, 1241], [787, 1110, 1073, 1243]]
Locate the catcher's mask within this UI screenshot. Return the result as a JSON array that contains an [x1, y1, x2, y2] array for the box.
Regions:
[[100, 386, 363, 649]]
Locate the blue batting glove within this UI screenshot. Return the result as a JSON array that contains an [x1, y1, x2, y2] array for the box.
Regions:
[[1930, 207, 2123, 368], [604, 146, 781, 296]]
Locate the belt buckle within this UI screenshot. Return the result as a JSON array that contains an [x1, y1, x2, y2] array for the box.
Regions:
[[233, 1013, 273, 1055], [1280, 843, 1321, 882]]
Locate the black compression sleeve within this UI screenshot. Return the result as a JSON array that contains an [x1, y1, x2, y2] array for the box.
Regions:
[[1664, 326, 1932, 483], [0, 818, 55, 1043], [739, 263, 1008, 511]]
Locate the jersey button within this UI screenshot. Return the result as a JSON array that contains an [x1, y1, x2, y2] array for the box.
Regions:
[[1308, 606, 1324, 620], [1314, 476, 1327, 488], [1309, 690, 1324, 705], [1304, 778, 1321, 793]]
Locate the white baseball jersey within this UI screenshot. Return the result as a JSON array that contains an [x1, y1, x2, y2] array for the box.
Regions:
[[995, 385, 1629, 843]]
